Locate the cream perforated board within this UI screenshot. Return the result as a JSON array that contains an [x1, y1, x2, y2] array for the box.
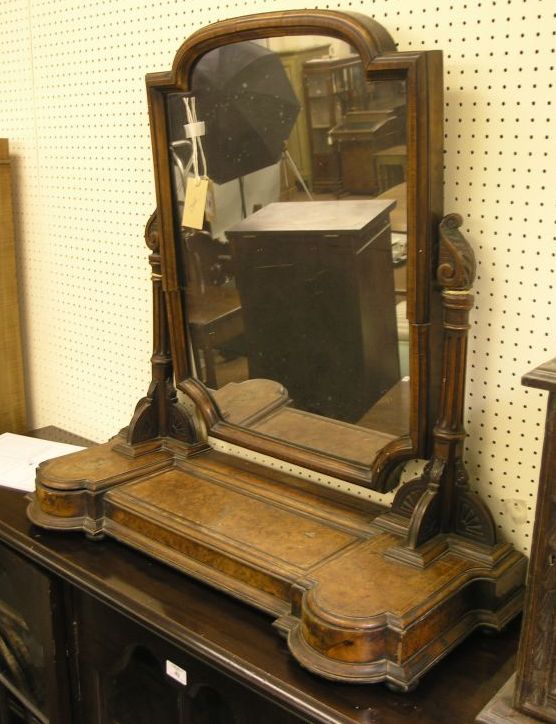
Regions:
[[0, 0, 554, 554]]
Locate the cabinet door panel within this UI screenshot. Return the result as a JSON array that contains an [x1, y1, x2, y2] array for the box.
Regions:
[[74, 592, 301, 724], [0, 542, 70, 723]]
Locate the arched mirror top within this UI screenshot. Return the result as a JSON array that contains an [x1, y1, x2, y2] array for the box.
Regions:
[[166, 11, 398, 84], [145, 9, 444, 492]]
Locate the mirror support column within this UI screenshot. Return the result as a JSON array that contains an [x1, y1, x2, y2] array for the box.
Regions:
[[123, 212, 197, 449], [389, 214, 497, 556]]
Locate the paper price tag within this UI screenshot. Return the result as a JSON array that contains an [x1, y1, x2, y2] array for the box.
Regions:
[[182, 176, 209, 229], [166, 660, 188, 686]]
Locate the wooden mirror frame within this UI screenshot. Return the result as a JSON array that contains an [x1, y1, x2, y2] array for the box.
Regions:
[[146, 9, 444, 491]]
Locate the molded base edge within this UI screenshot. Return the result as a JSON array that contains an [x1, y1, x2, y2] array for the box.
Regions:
[[27, 438, 527, 690]]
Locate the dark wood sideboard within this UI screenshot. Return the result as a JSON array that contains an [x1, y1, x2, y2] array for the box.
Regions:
[[477, 358, 556, 724], [0, 468, 518, 723]]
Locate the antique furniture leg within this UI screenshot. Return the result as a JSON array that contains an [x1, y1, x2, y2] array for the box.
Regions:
[[374, 144, 407, 193], [477, 358, 556, 723]]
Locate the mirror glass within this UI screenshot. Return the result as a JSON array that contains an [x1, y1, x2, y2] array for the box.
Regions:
[[166, 36, 408, 466]]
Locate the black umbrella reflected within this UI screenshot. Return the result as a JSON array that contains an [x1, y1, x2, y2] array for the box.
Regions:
[[190, 41, 300, 185]]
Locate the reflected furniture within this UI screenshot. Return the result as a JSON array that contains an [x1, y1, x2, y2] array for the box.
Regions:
[[0, 139, 26, 434], [28, 10, 526, 693], [377, 181, 407, 233], [302, 55, 366, 193], [226, 199, 400, 422], [375, 144, 407, 193], [187, 287, 243, 389], [477, 358, 556, 724], [330, 110, 405, 195], [278, 44, 330, 191], [181, 228, 244, 389]]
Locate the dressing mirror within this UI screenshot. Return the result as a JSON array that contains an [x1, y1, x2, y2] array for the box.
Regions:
[[154, 16, 444, 491], [29, 10, 525, 692]]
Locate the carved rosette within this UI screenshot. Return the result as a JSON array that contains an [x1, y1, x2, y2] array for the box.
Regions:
[[391, 477, 428, 518]]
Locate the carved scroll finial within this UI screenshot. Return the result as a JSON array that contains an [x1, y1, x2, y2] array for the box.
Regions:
[[437, 213, 476, 290], [145, 210, 160, 252]]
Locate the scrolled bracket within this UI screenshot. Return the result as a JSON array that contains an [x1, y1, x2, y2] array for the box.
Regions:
[[126, 381, 160, 444], [405, 458, 444, 548], [145, 209, 160, 253], [437, 213, 476, 290], [127, 379, 196, 445]]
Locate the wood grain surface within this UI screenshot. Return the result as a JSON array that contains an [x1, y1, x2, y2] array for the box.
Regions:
[[0, 486, 520, 723]]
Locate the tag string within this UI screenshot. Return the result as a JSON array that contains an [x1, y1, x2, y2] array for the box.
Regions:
[[183, 97, 207, 185]]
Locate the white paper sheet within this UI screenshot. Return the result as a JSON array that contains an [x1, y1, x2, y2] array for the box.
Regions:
[[0, 433, 86, 492]]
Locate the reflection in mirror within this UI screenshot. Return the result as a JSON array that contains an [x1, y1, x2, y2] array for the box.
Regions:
[[166, 36, 408, 464]]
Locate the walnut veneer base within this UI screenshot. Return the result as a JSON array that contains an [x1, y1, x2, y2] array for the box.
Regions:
[[28, 435, 526, 691]]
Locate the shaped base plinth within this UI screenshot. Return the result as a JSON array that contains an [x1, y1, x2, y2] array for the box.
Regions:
[[28, 439, 526, 690]]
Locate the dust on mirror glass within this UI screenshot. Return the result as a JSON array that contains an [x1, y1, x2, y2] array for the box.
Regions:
[[166, 35, 408, 466]]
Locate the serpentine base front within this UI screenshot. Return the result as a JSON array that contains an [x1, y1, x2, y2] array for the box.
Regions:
[[28, 436, 526, 691]]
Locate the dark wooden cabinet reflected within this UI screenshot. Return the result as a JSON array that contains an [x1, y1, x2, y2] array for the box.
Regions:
[[227, 200, 401, 425]]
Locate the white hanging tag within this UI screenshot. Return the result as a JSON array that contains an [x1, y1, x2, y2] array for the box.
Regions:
[[182, 176, 209, 229], [166, 660, 188, 686], [181, 96, 209, 229]]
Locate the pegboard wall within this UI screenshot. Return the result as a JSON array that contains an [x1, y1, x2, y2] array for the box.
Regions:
[[0, 0, 554, 553]]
